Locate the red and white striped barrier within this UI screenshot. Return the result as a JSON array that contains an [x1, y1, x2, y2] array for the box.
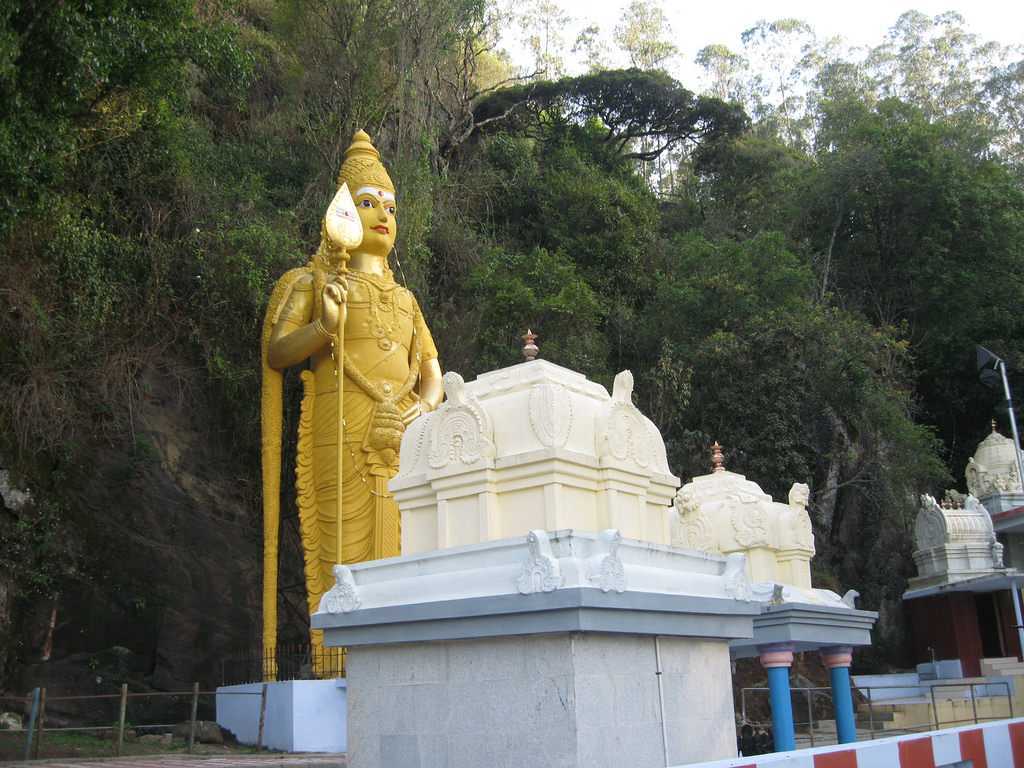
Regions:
[[677, 717, 1024, 768]]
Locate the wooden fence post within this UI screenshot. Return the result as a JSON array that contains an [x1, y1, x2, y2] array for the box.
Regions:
[[187, 681, 199, 753], [115, 683, 128, 756], [32, 687, 46, 759], [23, 688, 40, 762], [256, 683, 268, 751]]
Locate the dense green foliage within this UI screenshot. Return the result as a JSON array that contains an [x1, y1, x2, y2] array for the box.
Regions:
[[1, 1, 1022, 671]]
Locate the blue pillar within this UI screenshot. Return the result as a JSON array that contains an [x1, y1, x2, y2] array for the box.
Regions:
[[759, 644, 796, 752], [822, 646, 856, 744]]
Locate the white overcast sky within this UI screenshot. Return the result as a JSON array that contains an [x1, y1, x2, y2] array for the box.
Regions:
[[498, 0, 1024, 84]]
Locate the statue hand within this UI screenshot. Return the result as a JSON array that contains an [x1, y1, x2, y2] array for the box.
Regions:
[[402, 400, 427, 426], [321, 276, 348, 332]]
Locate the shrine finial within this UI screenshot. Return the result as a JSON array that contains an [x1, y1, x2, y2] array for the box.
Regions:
[[711, 441, 725, 473], [522, 329, 539, 362]]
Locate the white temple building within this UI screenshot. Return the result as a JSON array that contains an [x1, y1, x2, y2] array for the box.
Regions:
[[903, 423, 1024, 677]]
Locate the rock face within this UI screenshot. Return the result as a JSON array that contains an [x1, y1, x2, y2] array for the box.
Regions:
[[139, 733, 173, 745], [174, 720, 225, 744], [5, 364, 275, 711]]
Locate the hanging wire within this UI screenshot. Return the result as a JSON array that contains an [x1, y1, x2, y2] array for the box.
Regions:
[[391, 243, 410, 288]]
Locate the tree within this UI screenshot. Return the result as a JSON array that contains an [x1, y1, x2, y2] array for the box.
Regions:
[[518, 0, 571, 79], [573, 24, 610, 73], [613, 0, 678, 71], [865, 11, 1009, 120], [806, 97, 1024, 473], [695, 44, 748, 103], [739, 18, 817, 146], [474, 69, 748, 162]]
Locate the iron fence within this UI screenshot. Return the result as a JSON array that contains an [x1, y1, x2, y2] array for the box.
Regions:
[[739, 679, 1015, 750], [220, 643, 345, 685], [0, 684, 265, 761]]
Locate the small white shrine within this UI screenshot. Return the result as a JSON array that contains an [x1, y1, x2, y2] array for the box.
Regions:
[[908, 493, 1008, 592], [967, 423, 1024, 514], [903, 487, 1024, 676], [668, 448, 873, 662], [968, 424, 1024, 567], [673, 445, 815, 590]]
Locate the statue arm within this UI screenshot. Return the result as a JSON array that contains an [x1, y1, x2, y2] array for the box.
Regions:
[[419, 358, 443, 411], [267, 282, 330, 370], [414, 297, 443, 411], [403, 295, 444, 421]]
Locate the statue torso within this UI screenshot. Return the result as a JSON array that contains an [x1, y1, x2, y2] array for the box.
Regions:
[[306, 270, 420, 395]]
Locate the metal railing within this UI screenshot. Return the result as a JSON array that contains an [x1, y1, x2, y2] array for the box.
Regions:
[[0, 684, 266, 761], [220, 643, 346, 685], [739, 679, 1015, 750]]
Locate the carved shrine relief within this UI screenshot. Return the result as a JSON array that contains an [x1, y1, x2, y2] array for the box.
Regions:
[[318, 565, 361, 614], [730, 494, 771, 548], [672, 487, 717, 552], [515, 530, 563, 594], [428, 372, 495, 469], [529, 380, 573, 448]]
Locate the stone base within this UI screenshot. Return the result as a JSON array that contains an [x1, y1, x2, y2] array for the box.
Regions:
[[215, 679, 347, 753], [982, 491, 1024, 516], [345, 632, 736, 768]]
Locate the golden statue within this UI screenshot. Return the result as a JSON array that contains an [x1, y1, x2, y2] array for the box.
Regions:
[[260, 131, 443, 675]]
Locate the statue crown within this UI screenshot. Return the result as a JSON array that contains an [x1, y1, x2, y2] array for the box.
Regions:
[[337, 130, 395, 193]]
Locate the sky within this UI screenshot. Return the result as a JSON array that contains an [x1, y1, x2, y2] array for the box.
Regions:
[[498, 0, 1024, 85]]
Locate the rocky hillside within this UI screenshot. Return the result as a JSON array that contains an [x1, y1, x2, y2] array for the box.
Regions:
[[2, 363, 267, 700]]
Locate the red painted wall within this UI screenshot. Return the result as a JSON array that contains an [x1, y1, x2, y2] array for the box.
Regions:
[[997, 589, 1023, 660], [907, 593, 983, 675]]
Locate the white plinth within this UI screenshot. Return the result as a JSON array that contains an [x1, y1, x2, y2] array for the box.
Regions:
[[312, 530, 760, 768], [216, 679, 347, 753], [345, 633, 736, 768]]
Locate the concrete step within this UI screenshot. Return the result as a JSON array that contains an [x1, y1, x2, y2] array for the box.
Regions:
[[980, 657, 1024, 676]]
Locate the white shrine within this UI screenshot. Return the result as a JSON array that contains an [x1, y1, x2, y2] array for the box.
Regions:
[[902, 424, 1024, 678], [669, 449, 873, 664], [673, 450, 815, 590], [312, 355, 875, 766], [908, 493, 1008, 592], [969, 424, 1024, 565], [968, 424, 1024, 513], [391, 362, 678, 552]]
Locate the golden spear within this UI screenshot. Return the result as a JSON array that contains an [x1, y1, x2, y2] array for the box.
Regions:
[[324, 183, 363, 566]]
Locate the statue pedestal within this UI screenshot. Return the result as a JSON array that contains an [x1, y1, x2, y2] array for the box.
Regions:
[[344, 633, 733, 768], [312, 530, 759, 768]]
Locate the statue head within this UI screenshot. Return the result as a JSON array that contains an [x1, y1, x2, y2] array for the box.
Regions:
[[336, 130, 397, 258]]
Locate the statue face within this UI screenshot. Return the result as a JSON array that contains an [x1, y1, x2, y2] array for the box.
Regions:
[[353, 186, 397, 256]]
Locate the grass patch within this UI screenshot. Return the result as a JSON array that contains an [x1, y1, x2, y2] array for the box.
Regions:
[[0, 729, 264, 760]]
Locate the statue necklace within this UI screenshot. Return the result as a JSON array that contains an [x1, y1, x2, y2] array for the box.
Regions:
[[349, 270, 399, 351]]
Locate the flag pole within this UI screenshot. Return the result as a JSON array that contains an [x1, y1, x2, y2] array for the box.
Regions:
[[998, 360, 1024, 492]]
